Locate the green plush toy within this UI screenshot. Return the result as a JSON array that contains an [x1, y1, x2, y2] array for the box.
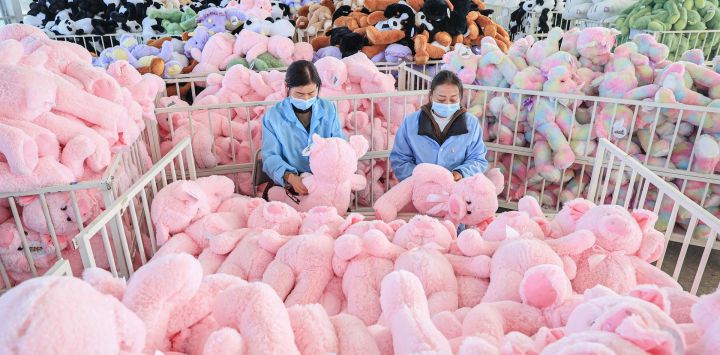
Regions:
[[252, 53, 284, 71], [615, 0, 720, 36], [150, 8, 198, 35], [148, 8, 183, 23], [227, 58, 250, 69]]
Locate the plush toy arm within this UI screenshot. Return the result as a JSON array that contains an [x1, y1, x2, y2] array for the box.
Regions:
[[455, 229, 498, 257], [373, 178, 415, 222], [258, 230, 293, 254], [210, 229, 248, 255], [334, 234, 364, 261], [636, 229, 664, 263], [444, 254, 491, 278], [350, 173, 367, 191], [363, 229, 405, 260], [630, 257, 682, 290], [153, 233, 203, 258], [545, 229, 596, 256]]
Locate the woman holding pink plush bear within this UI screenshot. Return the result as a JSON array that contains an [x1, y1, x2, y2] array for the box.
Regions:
[[390, 70, 489, 182], [262, 60, 345, 198]]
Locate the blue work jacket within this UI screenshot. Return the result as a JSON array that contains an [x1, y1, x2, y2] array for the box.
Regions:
[[262, 97, 345, 186], [390, 106, 488, 181]]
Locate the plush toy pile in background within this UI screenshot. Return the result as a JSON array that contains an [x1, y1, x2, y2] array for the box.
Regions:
[[507, 0, 568, 40], [563, 0, 637, 26], [0, 24, 163, 282], [306, 0, 510, 64], [3, 185, 718, 354], [155, 53, 417, 199], [613, 0, 720, 60], [440, 26, 720, 240]]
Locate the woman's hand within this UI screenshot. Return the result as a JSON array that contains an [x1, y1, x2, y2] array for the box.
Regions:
[[286, 173, 309, 195], [452, 171, 463, 182]]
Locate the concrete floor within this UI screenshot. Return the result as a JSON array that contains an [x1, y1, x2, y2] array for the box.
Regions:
[[659, 242, 720, 295]]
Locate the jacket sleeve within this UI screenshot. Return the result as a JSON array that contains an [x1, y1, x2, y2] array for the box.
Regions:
[[389, 116, 416, 182], [262, 112, 297, 187], [454, 115, 488, 178]]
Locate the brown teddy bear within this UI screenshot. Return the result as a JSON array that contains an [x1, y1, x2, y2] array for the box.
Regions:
[[414, 30, 453, 64], [297, 0, 336, 36]]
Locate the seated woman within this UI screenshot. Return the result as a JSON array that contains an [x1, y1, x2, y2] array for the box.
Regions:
[[390, 70, 488, 182], [261, 60, 345, 198]]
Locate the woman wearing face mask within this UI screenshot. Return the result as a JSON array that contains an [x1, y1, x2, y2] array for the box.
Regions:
[[262, 60, 345, 197], [390, 70, 488, 182]]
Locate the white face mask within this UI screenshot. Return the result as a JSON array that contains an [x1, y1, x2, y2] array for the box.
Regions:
[[432, 102, 460, 117]]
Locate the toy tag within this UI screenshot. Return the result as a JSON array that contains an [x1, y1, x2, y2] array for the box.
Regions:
[[332, 76, 340, 87], [301, 143, 312, 156], [612, 122, 628, 139]]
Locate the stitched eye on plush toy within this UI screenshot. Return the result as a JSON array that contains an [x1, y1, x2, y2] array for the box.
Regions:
[[66, 217, 72, 222], [24, 231, 28, 236], [61, 206, 67, 211], [17, 246, 22, 251]]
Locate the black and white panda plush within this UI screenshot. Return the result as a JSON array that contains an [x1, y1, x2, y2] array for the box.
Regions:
[[509, 0, 535, 39], [270, 0, 292, 21], [532, 0, 556, 34]]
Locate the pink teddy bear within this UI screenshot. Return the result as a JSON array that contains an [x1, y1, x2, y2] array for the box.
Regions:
[[269, 134, 369, 214]]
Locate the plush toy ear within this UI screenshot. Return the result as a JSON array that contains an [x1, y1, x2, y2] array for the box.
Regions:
[[15, 196, 37, 207], [628, 285, 670, 314], [348, 135, 369, 157], [447, 194, 467, 223], [564, 198, 595, 221], [441, 219, 458, 240], [312, 133, 322, 145], [518, 195, 543, 218], [533, 217, 552, 237], [631, 209, 658, 233], [245, 197, 265, 216], [484, 168, 505, 195], [339, 212, 365, 234]]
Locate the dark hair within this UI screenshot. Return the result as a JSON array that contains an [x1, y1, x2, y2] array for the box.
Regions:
[[285, 60, 322, 90], [430, 70, 464, 100]]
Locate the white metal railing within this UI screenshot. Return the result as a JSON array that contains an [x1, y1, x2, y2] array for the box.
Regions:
[[588, 138, 720, 294], [0, 124, 153, 291], [74, 138, 195, 279]]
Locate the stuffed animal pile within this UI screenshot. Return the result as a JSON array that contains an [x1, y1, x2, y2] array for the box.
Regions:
[[614, 0, 720, 59], [439, 27, 720, 239], [563, 0, 637, 26], [155, 53, 417, 198], [23, 0, 223, 39], [93, 35, 197, 78], [0, 24, 162, 284], [308, 0, 510, 64], [508, 0, 567, 40], [3, 187, 718, 354]]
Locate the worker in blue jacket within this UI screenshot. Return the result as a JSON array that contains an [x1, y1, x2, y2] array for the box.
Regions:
[[262, 60, 345, 197], [390, 70, 488, 182]]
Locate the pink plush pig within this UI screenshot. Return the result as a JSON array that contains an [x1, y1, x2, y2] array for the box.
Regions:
[[571, 205, 683, 294], [374, 163, 504, 228], [268, 134, 369, 214], [0, 156, 75, 193], [565, 287, 686, 354], [192, 32, 236, 74], [232, 29, 269, 63]]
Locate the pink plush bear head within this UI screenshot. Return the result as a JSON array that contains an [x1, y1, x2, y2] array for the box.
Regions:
[[0, 276, 146, 354], [220, 64, 253, 97], [308, 134, 369, 180], [20, 191, 100, 236], [151, 180, 210, 246], [392, 215, 457, 251], [447, 168, 504, 227], [575, 205, 656, 254], [314, 56, 348, 91], [0, 222, 67, 282], [247, 201, 302, 235]]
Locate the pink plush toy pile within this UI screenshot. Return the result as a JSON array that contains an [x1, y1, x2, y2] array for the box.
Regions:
[[189, 29, 314, 75], [157, 53, 417, 199], [442, 28, 720, 240], [0, 24, 162, 285], [2, 192, 717, 354]]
